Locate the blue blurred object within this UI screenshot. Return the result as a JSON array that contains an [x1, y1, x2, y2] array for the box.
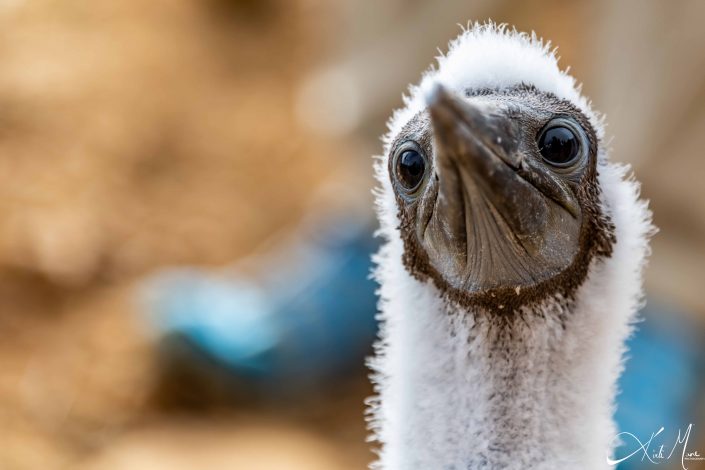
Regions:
[[142, 214, 379, 390], [615, 302, 705, 469]]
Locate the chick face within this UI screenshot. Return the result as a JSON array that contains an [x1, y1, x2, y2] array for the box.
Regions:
[[388, 84, 614, 310]]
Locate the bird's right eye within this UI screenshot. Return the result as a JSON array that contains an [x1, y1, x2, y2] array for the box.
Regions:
[[394, 148, 426, 193]]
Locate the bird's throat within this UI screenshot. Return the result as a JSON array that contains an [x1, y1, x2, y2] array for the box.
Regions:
[[370, 270, 621, 470]]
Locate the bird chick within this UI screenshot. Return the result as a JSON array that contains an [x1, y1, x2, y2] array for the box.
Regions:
[[369, 23, 654, 470]]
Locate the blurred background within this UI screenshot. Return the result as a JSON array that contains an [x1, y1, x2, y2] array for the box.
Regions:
[[0, 0, 704, 469]]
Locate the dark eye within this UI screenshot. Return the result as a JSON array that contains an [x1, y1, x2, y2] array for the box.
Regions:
[[538, 124, 581, 166], [395, 149, 426, 191]]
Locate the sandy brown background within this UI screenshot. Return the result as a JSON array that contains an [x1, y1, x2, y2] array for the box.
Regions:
[[0, 0, 703, 468]]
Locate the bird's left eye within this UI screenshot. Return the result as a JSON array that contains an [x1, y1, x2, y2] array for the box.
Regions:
[[537, 118, 586, 167]]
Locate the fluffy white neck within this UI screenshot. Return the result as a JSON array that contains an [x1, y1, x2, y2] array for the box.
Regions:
[[368, 163, 653, 469]]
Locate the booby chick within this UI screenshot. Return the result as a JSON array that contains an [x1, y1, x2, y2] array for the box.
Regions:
[[367, 23, 654, 469]]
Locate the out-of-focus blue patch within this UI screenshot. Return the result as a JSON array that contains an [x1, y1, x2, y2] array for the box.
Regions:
[[144, 272, 280, 375], [140, 215, 379, 388], [614, 302, 705, 469]]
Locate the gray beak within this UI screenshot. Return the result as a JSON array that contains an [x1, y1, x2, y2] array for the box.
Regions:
[[426, 83, 578, 253]]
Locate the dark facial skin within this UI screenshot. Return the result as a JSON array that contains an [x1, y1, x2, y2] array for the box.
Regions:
[[389, 84, 614, 312]]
